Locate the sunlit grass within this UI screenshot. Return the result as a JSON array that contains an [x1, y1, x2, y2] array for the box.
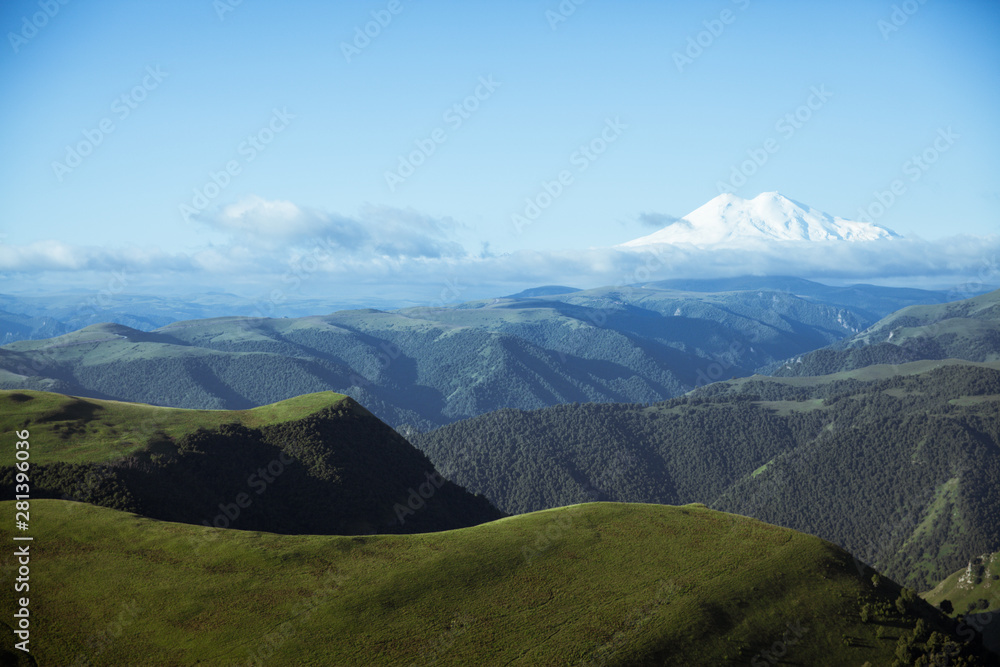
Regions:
[[0, 390, 346, 466], [1, 500, 918, 666]]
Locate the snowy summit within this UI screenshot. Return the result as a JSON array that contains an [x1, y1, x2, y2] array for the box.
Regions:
[[620, 192, 900, 248]]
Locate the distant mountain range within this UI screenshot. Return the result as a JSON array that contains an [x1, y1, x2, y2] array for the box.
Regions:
[[768, 288, 1000, 376], [0, 292, 411, 344], [0, 278, 963, 429], [621, 192, 899, 247]]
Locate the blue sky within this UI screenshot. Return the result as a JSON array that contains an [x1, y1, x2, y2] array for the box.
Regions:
[[1, 0, 999, 306]]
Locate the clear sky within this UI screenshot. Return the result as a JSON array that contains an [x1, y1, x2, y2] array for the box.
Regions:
[[1, 0, 998, 306]]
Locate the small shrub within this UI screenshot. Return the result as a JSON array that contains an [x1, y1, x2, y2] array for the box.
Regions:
[[895, 596, 908, 616]]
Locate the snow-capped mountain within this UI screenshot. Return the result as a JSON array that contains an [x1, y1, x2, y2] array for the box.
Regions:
[[620, 192, 900, 248]]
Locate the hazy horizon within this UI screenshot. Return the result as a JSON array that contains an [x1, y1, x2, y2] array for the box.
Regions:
[[2, 1, 999, 309]]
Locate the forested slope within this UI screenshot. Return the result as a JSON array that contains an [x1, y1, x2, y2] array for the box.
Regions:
[[412, 361, 1000, 589]]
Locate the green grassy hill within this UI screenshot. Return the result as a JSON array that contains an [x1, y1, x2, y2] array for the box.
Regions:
[[0, 389, 349, 466], [2, 500, 994, 666], [0, 390, 502, 536], [924, 552, 1000, 615], [412, 361, 1000, 590]]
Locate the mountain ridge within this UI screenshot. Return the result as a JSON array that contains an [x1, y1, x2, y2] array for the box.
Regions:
[[767, 288, 1000, 376], [0, 280, 967, 428], [0, 389, 503, 535]]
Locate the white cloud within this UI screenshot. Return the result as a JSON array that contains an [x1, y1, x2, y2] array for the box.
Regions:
[[2, 198, 997, 302], [196, 196, 467, 259], [215, 197, 321, 238], [0, 240, 195, 272]]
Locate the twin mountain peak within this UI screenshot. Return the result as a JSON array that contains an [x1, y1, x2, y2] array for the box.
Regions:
[[621, 192, 900, 248]]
